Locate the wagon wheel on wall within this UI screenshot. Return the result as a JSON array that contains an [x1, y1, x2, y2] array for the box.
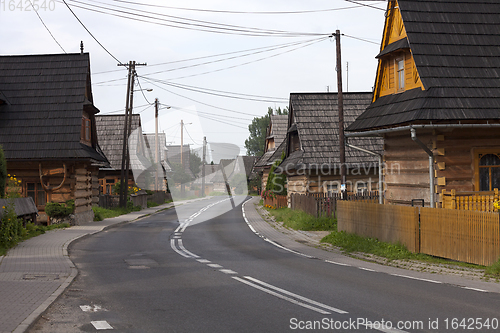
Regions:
[[39, 163, 67, 192]]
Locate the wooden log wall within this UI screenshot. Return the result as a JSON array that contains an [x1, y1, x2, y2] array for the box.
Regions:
[[74, 166, 92, 214], [434, 128, 500, 193], [383, 130, 432, 205]]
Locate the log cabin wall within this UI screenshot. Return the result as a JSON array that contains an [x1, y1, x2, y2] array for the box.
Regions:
[[434, 128, 500, 194], [383, 130, 433, 206], [6, 162, 97, 224]]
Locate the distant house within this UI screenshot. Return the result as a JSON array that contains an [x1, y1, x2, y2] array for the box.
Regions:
[[281, 93, 383, 196], [212, 156, 256, 194], [193, 163, 220, 195], [96, 114, 142, 194], [346, 0, 500, 207], [253, 115, 288, 191], [0, 53, 109, 224], [143, 133, 172, 191]]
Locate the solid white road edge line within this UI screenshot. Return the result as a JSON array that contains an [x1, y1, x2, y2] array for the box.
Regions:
[[390, 274, 442, 284], [170, 239, 192, 258], [243, 276, 348, 314], [232, 276, 332, 315]]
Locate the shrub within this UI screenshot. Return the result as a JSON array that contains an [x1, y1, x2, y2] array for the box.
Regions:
[[0, 203, 23, 248], [45, 200, 74, 218], [0, 146, 6, 198]]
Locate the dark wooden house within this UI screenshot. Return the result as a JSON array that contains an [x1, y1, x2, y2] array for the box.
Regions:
[[281, 93, 383, 196], [96, 114, 142, 194], [346, 0, 500, 207], [0, 53, 109, 223], [253, 115, 288, 190]]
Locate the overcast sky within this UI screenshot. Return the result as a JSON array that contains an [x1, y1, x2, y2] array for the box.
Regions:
[[0, 0, 386, 160]]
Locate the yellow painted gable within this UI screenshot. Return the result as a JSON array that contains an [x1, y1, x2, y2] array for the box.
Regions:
[[373, 0, 424, 102]]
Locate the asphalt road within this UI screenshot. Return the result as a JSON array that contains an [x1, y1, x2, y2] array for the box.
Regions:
[[29, 197, 500, 332]]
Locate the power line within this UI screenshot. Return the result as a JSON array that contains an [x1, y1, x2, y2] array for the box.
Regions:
[[344, 0, 386, 11], [63, 0, 328, 37], [154, 36, 330, 81], [61, 0, 124, 65], [109, 0, 372, 14], [184, 126, 201, 145], [141, 78, 287, 104], [28, 0, 66, 53]]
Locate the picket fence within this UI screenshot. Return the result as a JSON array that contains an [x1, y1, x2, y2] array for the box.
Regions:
[[338, 201, 500, 266]]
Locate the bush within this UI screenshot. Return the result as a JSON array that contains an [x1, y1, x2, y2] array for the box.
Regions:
[[45, 200, 74, 218], [0, 146, 6, 198], [0, 203, 23, 248]]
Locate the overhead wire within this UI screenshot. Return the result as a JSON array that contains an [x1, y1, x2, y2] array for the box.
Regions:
[[28, 0, 66, 53], [109, 0, 370, 14], [63, 0, 328, 37], [61, 0, 124, 65]]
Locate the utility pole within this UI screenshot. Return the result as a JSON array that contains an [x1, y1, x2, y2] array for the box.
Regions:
[[155, 98, 159, 191], [335, 30, 346, 199], [201, 136, 206, 197], [180, 119, 184, 169], [117, 61, 146, 207]]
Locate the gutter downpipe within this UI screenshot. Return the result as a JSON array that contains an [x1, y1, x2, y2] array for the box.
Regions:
[[344, 141, 383, 204], [410, 128, 435, 208]]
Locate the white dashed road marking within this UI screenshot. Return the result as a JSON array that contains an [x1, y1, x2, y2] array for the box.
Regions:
[[91, 320, 113, 330]]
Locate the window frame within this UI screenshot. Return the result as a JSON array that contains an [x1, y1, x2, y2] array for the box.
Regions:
[[474, 149, 500, 191]]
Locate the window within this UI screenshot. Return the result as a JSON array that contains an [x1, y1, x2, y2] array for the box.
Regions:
[[324, 182, 339, 195], [356, 181, 368, 194], [26, 183, 47, 207], [478, 153, 500, 191], [396, 58, 405, 91], [81, 116, 91, 144]]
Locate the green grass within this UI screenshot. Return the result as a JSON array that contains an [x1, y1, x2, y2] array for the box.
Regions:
[[266, 207, 336, 231], [0, 222, 70, 256], [264, 205, 491, 270], [92, 205, 141, 221]]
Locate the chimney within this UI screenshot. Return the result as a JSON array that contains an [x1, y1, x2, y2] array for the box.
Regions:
[[80, 41, 84, 54]]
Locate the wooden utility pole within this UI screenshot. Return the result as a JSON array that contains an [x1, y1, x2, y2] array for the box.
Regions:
[[335, 30, 346, 198], [180, 120, 184, 168], [117, 61, 146, 207], [155, 98, 159, 191], [201, 136, 206, 197]]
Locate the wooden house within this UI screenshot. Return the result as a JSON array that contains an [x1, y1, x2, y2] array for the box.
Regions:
[[0, 53, 109, 224], [253, 115, 288, 190], [281, 93, 383, 196], [96, 114, 142, 194], [143, 133, 172, 191], [346, 0, 500, 207]]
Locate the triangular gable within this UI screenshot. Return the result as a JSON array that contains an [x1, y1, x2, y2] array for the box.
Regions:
[[373, 0, 423, 102]]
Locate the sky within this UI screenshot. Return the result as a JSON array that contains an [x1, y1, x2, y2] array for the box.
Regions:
[[0, 0, 386, 161]]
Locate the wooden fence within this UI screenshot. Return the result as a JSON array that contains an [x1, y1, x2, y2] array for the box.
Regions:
[[263, 195, 288, 209], [420, 208, 500, 266], [337, 201, 420, 253], [290, 192, 379, 219], [338, 201, 500, 266], [440, 189, 499, 212]]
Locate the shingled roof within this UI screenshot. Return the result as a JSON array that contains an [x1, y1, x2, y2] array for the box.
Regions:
[[282, 93, 383, 170], [347, 0, 500, 132], [0, 53, 107, 163], [254, 114, 288, 170], [96, 114, 141, 170]]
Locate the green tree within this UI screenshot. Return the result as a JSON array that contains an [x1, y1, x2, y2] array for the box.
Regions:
[[266, 151, 287, 196], [245, 107, 288, 157], [170, 163, 192, 185], [190, 150, 203, 176], [0, 145, 7, 198]]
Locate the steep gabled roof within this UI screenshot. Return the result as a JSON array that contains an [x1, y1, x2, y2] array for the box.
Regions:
[[96, 114, 142, 170], [282, 93, 383, 170], [254, 114, 288, 170], [143, 133, 172, 172], [166, 144, 194, 178], [348, 0, 500, 132], [0, 53, 107, 162]]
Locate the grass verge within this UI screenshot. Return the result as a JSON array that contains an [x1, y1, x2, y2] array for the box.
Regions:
[[92, 205, 141, 221], [0, 222, 70, 256], [264, 205, 490, 271]]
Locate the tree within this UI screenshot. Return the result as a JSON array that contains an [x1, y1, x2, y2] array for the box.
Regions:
[[189, 150, 202, 176], [245, 107, 288, 157], [0, 145, 6, 198]]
